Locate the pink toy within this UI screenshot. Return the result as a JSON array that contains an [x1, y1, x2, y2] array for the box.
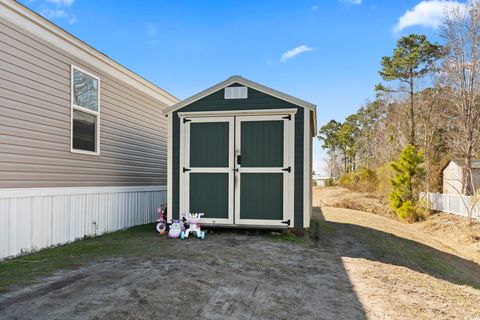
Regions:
[[155, 205, 167, 235], [180, 213, 205, 240]]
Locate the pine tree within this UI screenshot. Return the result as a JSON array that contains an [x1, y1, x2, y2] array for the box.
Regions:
[[389, 144, 425, 221], [377, 34, 444, 146]]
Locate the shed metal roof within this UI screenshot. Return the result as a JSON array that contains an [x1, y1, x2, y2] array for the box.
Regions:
[[449, 159, 480, 169]]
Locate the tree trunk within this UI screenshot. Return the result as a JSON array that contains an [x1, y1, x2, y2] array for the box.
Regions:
[[463, 150, 473, 195], [409, 75, 416, 146]]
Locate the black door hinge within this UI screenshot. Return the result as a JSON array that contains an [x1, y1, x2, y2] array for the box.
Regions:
[[282, 115, 291, 120], [183, 167, 191, 173], [281, 219, 291, 226], [183, 118, 191, 123], [282, 166, 291, 173]]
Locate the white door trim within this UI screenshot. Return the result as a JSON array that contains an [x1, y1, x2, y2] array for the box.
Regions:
[[303, 110, 312, 228], [167, 112, 173, 223], [234, 115, 295, 227], [178, 108, 297, 118], [179, 116, 235, 225]]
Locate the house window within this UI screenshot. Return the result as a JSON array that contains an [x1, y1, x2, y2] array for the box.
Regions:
[[71, 66, 100, 155]]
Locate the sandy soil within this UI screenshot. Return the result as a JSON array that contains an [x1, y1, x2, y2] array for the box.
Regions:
[[320, 207, 480, 320], [0, 233, 366, 320], [1, 187, 479, 319], [315, 186, 480, 264]]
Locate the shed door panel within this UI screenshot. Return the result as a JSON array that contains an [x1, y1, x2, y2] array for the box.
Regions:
[[240, 121, 284, 167], [190, 122, 229, 168], [180, 117, 234, 224], [240, 173, 283, 220], [190, 173, 229, 219], [235, 115, 294, 226]]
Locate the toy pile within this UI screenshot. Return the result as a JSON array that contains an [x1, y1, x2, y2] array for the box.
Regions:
[[155, 206, 206, 240]]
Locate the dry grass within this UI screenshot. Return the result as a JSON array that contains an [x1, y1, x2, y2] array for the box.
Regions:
[[319, 206, 480, 319], [314, 186, 480, 264], [313, 186, 393, 217], [416, 213, 480, 264]]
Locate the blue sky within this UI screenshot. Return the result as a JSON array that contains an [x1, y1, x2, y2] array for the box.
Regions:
[[21, 0, 465, 175]]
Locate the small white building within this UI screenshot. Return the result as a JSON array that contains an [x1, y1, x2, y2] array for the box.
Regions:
[[313, 175, 331, 187], [443, 160, 480, 195]]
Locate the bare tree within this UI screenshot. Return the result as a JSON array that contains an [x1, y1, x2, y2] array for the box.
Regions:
[[416, 87, 451, 192], [441, 1, 480, 194]]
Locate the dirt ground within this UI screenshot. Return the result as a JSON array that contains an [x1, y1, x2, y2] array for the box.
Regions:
[[0, 232, 366, 320], [315, 186, 480, 264], [1, 187, 480, 319]]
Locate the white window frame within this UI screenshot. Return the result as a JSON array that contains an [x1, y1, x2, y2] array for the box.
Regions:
[[70, 65, 101, 155]]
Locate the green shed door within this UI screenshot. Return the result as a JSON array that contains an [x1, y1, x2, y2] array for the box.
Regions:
[[234, 115, 295, 226], [180, 117, 234, 224]]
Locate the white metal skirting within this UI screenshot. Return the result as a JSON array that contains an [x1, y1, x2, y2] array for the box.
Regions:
[[0, 186, 167, 260]]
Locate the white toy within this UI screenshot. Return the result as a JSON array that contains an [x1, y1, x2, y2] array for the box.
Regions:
[[168, 219, 183, 238], [180, 213, 205, 240]]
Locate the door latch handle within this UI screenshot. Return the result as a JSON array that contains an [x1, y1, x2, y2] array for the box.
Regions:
[[237, 155, 242, 165]]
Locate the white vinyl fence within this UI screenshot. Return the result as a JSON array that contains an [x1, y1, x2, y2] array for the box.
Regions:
[[420, 192, 480, 220], [0, 186, 167, 260]]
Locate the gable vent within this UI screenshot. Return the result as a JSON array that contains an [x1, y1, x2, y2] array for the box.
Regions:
[[225, 86, 248, 99]]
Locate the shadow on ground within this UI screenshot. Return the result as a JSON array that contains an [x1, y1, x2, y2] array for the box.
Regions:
[[2, 207, 480, 319], [313, 206, 480, 289], [0, 221, 367, 320]]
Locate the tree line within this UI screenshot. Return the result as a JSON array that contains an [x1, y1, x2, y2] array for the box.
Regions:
[[319, 1, 480, 220]]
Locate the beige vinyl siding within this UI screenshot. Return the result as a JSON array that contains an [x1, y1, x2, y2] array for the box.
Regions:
[[0, 16, 171, 188]]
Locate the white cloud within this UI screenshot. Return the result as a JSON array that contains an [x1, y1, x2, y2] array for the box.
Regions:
[[311, 5, 319, 11], [40, 7, 76, 24], [45, 0, 75, 6], [38, 0, 76, 24], [68, 15, 76, 24], [280, 45, 315, 63], [341, 0, 363, 5], [146, 23, 158, 45], [394, 0, 466, 32], [147, 23, 157, 37], [41, 8, 68, 19]]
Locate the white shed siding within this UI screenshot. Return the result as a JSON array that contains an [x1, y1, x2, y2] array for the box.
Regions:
[[443, 161, 480, 195], [443, 162, 463, 195]]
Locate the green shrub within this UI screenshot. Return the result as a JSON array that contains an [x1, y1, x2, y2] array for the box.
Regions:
[[325, 178, 335, 187], [338, 168, 377, 192], [389, 144, 426, 222]]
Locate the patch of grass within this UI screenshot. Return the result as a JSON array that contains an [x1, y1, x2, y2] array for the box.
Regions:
[[0, 224, 172, 291], [307, 218, 336, 245], [269, 230, 306, 244], [268, 219, 336, 245]]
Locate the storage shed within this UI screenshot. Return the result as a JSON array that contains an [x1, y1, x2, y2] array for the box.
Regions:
[[163, 76, 317, 228], [443, 159, 480, 195]]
